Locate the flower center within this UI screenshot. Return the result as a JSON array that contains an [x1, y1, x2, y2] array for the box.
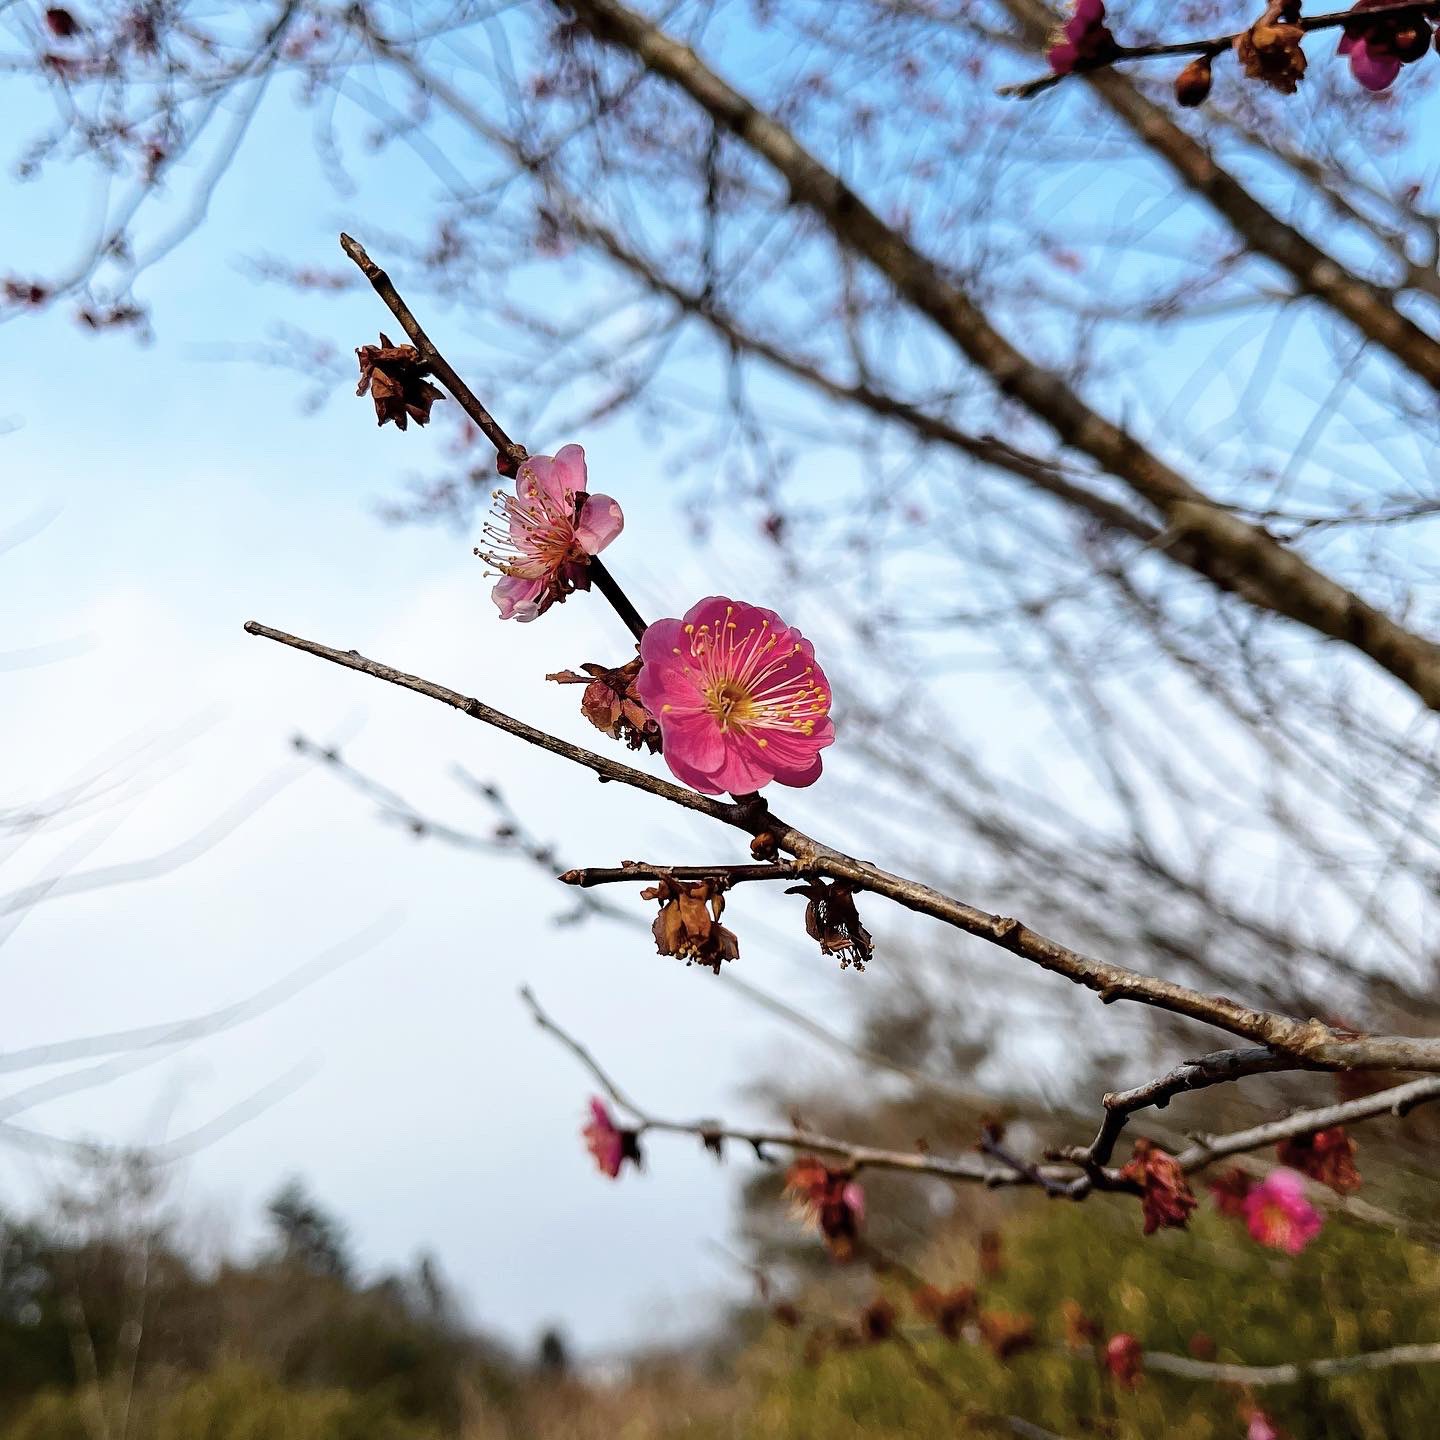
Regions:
[[705, 679, 755, 731]]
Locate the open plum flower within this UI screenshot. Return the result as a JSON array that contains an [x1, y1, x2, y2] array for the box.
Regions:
[[1338, 0, 1433, 90], [636, 596, 834, 795], [1243, 1169, 1323, 1254], [477, 444, 623, 621]]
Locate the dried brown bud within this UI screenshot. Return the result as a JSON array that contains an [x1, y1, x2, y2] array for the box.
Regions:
[[786, 878, 874, 970], [547, 657, 661, 753], [978, 1228, 1004, 1277], [978, 1310, 1036, 1361], [749, 830, 779, 863], [914, 1283, 976, 1340], [1174, 53, 1213, 106], [355, 332, 445, 431], [640, 874, 739, 973], [45, 8, 81, 38], [1061, 1298, 1102, 1349], [772, 1301, 802, 1329], [1234, 5, 1307, 94], [860, 1297, 897, 1343]]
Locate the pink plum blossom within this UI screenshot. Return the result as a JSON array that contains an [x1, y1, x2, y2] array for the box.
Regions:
[[1243, 1169, 1323, 1254], [477, 444, 623, 621], [581, 1097, 641, 1179], [1048, 0, 1115, 74], [1338, 32, 1402, 91], [636, 596, 834, 796], [1246, 1411, 1283, 1440]]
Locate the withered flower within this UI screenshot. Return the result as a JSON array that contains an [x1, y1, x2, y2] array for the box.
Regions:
[[786, 878, 874, 970], [914, 1283, 976, 1340], [547, 656, 661, 753], [1276, 1126, 1361, 1195], [772, 1300, 802, 1329], [1234, 2, 1307, 93], [978, 1309, 1036, 1361], [355, 332, 445, 431], [785, 1156, 865, 1260], [641, 874, 740, 973], [1119, 1138, 1198, 1234]]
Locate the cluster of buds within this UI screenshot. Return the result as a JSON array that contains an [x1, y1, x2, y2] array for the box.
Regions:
[[641, 874, 740, 973], [1118, 1137, 1198, 1234]]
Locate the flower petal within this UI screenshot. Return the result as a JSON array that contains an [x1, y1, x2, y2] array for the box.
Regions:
[[492, 574, 546, 622], [574, 493, 624, 554]]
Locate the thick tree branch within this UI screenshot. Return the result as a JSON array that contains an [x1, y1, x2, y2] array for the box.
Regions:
[[1000, 0, 1440, 388], [559, 0, 1440, 712]]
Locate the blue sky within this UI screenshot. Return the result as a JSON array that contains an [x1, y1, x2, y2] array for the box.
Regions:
[[0, 55, 911, 1354]]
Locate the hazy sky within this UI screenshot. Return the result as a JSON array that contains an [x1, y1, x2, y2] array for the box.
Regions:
[[0, 59, 901, 1355]]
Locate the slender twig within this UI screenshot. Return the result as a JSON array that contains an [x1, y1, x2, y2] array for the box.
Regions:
[[1146, 1339, 1440, 1386], [338, 233, 648, 642], [519, 986, 1440, 1211], [1059, 1046, 1293, 1172], [999, 0, 1440, 100], [242, 618, 1440, 1075], [560, 861, 797, 886]]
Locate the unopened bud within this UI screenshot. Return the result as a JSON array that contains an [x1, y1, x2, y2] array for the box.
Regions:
[[1175, 53, 1213, 106]]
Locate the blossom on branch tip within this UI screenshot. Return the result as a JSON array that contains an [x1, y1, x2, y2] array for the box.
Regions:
[[785, 1157, 864, 1260], [1047, 0, 1117, 74], [354, 333, 444, 431], [1243, 1169, 1323, 1253], [1119, 1138, 1197, 1234], [477, 445, 624, 622], [1276, 1125, 1360, 1194], [581, 1097, 642, 1179], [636, 596, 834, 795]]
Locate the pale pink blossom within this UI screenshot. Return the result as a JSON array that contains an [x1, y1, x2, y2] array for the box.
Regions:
[[478, 444, 623, 621], [636, 596, 834, 795], [1243, 1169, 1323, 1254], [1246, 1411, 1282, 1440]]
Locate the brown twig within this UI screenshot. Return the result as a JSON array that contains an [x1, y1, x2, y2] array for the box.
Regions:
[[1146, 1339, 1440, 1386], [243, 617, 1440, 1074], [337, 233, 647, 643], [1000, 1, 1440, 99], [559, 861, 797, 886]]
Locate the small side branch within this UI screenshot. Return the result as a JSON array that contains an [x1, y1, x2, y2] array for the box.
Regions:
[[560, 861, 797, 887]]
